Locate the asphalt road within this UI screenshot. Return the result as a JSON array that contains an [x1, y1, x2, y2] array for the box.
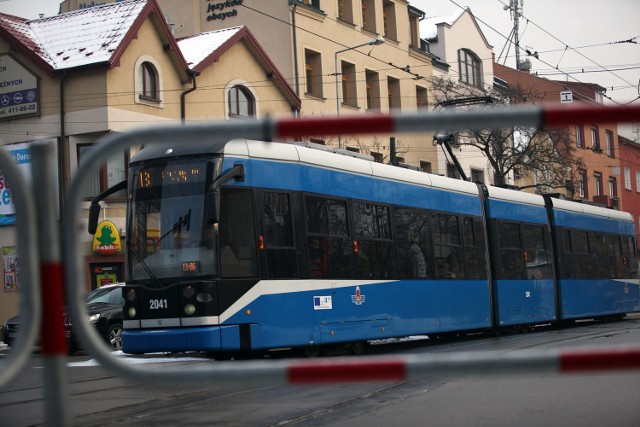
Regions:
[[1, 315, 640, 427]]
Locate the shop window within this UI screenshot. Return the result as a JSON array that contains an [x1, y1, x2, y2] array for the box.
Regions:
[[228, 85, 255, 118], [77, 144, 128, 200]]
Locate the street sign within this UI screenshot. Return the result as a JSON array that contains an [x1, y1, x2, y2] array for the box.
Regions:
[[560, 91, 573, 103]]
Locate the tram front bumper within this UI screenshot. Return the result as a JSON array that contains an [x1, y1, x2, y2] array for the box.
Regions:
[[121, 325, 234, 354]]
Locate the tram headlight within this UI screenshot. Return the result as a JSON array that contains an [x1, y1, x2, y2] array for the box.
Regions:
[[196, 292, 214, 303], [183, 285, 195, 299], [126, 289, 136, 302], [128, 307, 137, 318], [184, 304, 196, 315]]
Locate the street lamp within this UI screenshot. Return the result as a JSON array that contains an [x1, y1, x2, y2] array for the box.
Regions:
[[334, 37, 384, 148]]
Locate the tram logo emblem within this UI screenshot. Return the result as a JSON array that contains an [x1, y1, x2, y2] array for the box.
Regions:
[[351, 286, 366, 305]]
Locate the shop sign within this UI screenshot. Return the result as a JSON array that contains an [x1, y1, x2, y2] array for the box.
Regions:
[[205, 0, 243, 21], [92, 220, 122, 255], [0, 54, 38, 120]]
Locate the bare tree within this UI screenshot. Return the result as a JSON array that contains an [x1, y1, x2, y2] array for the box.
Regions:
[[431, 76, 584, 192]]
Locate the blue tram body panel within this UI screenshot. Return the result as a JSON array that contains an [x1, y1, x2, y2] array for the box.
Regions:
[[560, 279, 640, 319], [494, 279, 556, 325], [221, 280, 492, 350]]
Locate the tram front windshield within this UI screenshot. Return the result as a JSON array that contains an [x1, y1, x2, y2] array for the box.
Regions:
[[128, 158, 218, 281]]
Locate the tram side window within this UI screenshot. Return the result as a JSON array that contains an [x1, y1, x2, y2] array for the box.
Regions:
[[522, 224, 551, 280], [262, 192, 297, 278], [353, 202, 396, 279], [622, 236, 638, 277], [432, 213, 464, 279], [571, 230, 592, 280], [305, 196, 354, 278], [497, 221, 525, 280], [395, 207, 433, 280], [220, 188, 258, 278], [591, 233, 609, 278], [462, 217, 487, 279], [607, 234, 625, 279]]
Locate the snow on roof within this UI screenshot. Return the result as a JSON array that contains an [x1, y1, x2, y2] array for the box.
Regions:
[[420, 8, 466, 41], [1, 0, 147, 70], [177, 27, 242, 68]]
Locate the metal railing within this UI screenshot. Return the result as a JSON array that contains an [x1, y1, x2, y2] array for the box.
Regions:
[[3, 103, 640, 426]]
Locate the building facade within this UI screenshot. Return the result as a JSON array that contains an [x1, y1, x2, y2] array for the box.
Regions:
[[61, 0, 439, 166], [0, 0, 299, 323], [493, 62, 621, 207], [421, 8, 495, 182]]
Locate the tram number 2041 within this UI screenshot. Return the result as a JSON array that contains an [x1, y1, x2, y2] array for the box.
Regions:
[[149, 299, 169, 310]]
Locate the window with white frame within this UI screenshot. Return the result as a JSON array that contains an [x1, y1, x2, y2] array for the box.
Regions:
[[228, 85, 255, 118], [624, 167, 631, 190], [594, 172, 603, 196], [636, 171, 640, 193], [135, 56, 163, 106], [606, 130, 614, 157], [576, 125, 584, 148], [609, 176, 618, 198], [591, 126, 600, 151], [578, 169, 587, 198]]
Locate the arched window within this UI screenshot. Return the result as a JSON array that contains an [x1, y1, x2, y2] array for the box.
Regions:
[[228, 85, 255, 117], [140, 61, 159, 100], [458, 49, 482, 88]]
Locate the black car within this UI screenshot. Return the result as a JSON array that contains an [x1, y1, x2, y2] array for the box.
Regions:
[[2, 283, 124, 354]]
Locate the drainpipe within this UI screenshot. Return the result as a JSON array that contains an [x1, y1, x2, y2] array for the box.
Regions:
[[58, 71, 69, 217], [180, 70, 199, 124], [290, 1, 300, 97]]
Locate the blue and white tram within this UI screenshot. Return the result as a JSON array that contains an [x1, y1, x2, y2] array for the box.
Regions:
[[97, 138, 638, 355], [546, 197, 639, 321]]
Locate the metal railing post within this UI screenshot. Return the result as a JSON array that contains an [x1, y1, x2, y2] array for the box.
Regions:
[[31, 141, 70, 427]]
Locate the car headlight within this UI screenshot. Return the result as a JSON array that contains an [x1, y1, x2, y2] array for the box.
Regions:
[[89, 313, 101, 323]]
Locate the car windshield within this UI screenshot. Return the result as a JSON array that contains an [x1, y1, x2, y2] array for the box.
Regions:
[[85, 287, 122, 305]]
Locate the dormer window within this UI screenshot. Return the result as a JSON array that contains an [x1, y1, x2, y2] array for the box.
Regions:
[[228, 85, 256, 117], [458, 49, 482, 88], [140, 62, 159, 100]]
